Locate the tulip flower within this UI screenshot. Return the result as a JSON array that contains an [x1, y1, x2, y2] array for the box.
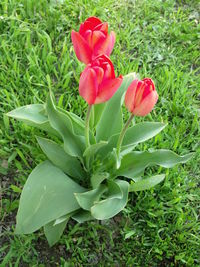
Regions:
[[116, 78, 158, 161], [125, 78, 158, 116], [79, 54, 123, 105], [71, 16, 116, 64]]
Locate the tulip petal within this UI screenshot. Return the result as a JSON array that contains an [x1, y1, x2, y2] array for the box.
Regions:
[[86, 17, 102, 27], [142, 78, 155, 99], [93, 66, 104, 85], [98, 54, 115, 78], [133, 90, 158, 116], [94, 31, 116, 57], [71, 30, 92, 64], [83, 30, 93, 48], [92, 30, 106, 50], [96, 22, 108, 34], [79, 17, 102, 35], [124, 79, 138, 113], [134, 81, 145, 107], [95, 76, 123, 104], [106, 31, 116, 56], [79, 68, 98, 105]]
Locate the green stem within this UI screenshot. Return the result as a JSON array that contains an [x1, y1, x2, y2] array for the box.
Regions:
[[85, 105, 92, 169], [116, 113, 134, 158]]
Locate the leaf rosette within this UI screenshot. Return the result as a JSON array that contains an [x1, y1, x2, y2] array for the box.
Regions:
[[6, 16, 194, 246]]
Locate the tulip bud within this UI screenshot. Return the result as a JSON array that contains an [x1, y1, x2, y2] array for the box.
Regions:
[[125, 78, 158, 116], [71, 16, 116, 64], [79, 55, 123, 105]]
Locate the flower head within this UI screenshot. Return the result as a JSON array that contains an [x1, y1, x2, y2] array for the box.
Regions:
[[125, 78, 158, 116], [71, 17, 116, 64], [79, 55, 123, 104]]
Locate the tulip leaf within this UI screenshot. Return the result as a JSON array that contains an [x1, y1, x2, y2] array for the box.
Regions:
[[117, 150, 194, 179], [44, 214, 70, 246], [98, 122, 167, 159], [67, 109, 95, 144], [58, 108, 85, 135], [53, 214, 73, 226], [83, 141, 108, 158], [107, 180, 123, 199], [72, 210, 94, 223], [122, 122, 167, 148], [6, 104, 58, 135], [91, 172, 109, 188], [96, 73, 136, 142], [93, 103, 106, 128], [129, 174, 165, 192], [58, 107, 95, 141], [7, 104, 46, 123], [91, 180, 129, 220], [74, 185, 106, 211], [16, 161, 85, 234], [97, 134, 119, 158], [46, 93, 85, 157], [36, 136, 86, 180]]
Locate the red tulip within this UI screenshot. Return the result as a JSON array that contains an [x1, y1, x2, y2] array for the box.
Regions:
[[79, 55, 123, 105], [125, 78, 158, 116], [71, 16, 116, 64]]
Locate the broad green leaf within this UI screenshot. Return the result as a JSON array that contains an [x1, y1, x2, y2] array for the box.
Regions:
[[72, 210, 94, 223], [57, 107, 84, 136], [16, 161, 85, 234], [91, 180, 129, 220], [46, 93, 85, 157], [7, 104, 45, 123], [117, 150, 194, 179], [7, 104, 58, 135], [75, 185, 106, 211], [99, 148, 119, 174], [122, 122, 167, 148], [93, 103, 105, 128], [98, 134, 119, 158], [96, 73, 136, 142], [44, 214, 70, 246], [53, 214, 73, 225], [57, 107, 95, 144], [98, 122, 166, 159], [129, 174, 165, 192], [99, 147, 121, 172], [36, 136, 86, 180], [107, 180, 123, 199], [83, 141, 108, 158], [130, 176, 143, 182], [91, 172, 109, 188]]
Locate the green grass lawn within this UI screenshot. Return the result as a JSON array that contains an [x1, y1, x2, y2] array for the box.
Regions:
[[0, 0, 199, 266]]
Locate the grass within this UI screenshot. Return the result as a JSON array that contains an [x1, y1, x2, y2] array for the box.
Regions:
[[0, 0, 199, 266]]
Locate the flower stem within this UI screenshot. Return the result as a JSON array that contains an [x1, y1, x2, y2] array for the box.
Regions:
[[116, 113, 134, 158], [85, 105, 92, 169]]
